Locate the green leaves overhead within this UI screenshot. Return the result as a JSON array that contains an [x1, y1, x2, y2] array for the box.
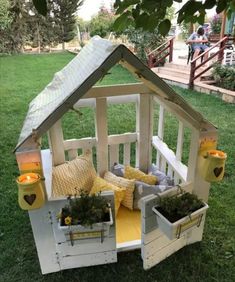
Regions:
[[113, 11, 133, 32], [159, 19, 171, 36], [216, 0, 228, 13], [113, 0, 234, 35], [32, 0, 47, 16], [203, 0, 217, 9]]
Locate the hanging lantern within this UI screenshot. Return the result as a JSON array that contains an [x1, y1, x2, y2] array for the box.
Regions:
[[16, 173, 45, 210], [199, 149, 227, 182]]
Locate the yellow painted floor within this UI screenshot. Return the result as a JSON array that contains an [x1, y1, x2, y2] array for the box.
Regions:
[[116, 206, 141, 243]]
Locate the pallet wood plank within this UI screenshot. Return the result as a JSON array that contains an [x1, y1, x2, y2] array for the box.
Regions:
[[48, 119, 65, 165], [136, 94, 153, 172], [95, 98, 108, 176], [187, 129, 217, 202], [58, 236, 116, 256], [109, 144, 119, 169], [81, 83, 150, 99], [143, 235, 187, 270], [41, 149, 52, 199], [141, 228, 162, 245], [176, 121, 184, 161], [67, 149, 78, 160], [64, 137, 97, 151], [123, 143, 131, 166], [28, 203, 61, 274], [152, 136, 188, 182], [108, 133, 137, 145], [60, 251, 117, 270]]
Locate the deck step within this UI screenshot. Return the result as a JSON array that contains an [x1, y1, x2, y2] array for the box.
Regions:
[[152, 71, 189, 87], [156, 67, 190, 80], [164, 62, 190, 71]]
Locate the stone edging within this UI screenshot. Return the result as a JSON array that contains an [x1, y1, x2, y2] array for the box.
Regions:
[[194, 82, 235, 104]]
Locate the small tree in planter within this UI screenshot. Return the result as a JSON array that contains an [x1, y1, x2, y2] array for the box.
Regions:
[[59, 191, 113, 245], [209, 14, 222, 42], [152, 190, 208, 240]]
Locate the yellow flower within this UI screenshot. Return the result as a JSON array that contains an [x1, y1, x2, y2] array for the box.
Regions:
[[64, 216, 72, 225]]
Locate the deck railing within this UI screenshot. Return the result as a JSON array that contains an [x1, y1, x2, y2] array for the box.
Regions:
[[146, 37, 174, 68], [189, 36, 228, 88]]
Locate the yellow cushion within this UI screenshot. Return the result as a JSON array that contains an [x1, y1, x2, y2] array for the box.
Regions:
[[52, 153, 96, 197], [104, 171, 135, 210], [90, 176, 126, 215], [124, 165, 158, 185]]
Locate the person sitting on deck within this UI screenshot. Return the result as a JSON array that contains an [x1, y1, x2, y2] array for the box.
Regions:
[[186, 26, 209, 64]]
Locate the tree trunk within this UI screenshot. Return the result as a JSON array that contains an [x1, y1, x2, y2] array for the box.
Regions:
[[37, 22, 41, 54]]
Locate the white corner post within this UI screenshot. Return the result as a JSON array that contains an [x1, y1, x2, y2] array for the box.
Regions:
[[136, 93, 153, 172], [95, 98, 108, 176], [48, 119, 65, 166], [187, 128, 218, 202], [156, 105, 165, 169]]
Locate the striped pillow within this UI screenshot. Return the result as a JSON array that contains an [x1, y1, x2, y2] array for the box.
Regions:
[[104, 171, 135, 210], [52, 153, 96, 197]]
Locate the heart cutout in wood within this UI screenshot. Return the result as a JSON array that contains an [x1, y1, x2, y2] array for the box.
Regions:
[[214, 167, 223, 177], [24, 194, 36, 205]]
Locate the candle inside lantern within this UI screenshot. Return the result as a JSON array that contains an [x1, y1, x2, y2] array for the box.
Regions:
[[16, 172, 45, 210], [209, 150, 226, 159], [17, 173, 39, 185]]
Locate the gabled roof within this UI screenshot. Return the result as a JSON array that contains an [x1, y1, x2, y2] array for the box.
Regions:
[[15, 36, 215, 152]]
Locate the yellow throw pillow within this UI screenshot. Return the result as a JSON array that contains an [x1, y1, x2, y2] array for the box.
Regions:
[[124, 165, 158, 185], [90, 176, 126, 215], [104, 171, 135, 210], [52, 153, 96, 197]]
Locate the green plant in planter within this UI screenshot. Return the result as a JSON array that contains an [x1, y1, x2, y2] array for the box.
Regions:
[[157, 191, 204, 223], [60, 190, 110, 227], [210, 14, 222, 34]]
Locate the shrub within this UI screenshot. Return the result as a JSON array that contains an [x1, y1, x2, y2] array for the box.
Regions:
[[212, 64, 235, 91], [210, 14, 222, 34]]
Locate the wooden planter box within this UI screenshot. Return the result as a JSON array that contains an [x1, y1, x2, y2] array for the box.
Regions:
[[152, 203, 209, 240], [58, 208, 113, 244], [208, 34, 220, 43]]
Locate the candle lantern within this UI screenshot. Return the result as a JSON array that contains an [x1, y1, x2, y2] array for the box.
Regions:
[[199, 149, 227, 182], [16, 149, 43, 177], [17, 173, 45, 210]]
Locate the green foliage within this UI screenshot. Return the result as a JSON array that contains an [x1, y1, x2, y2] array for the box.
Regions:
[[210, 13, 222, 33], [180, 22, 192, 40], [123, 26, 165, 63], [61, 191, 110, 227], [0, 0, 12, 53], [0, 0, 11, 29], [1, 0, 29, 53], [212, 64, 235, 91], [113, 0, 235, 35], [89, 7, 115, 38], [0, 0, 82, 53], [158, 192, 204, 222], [24, 1, 59, 49], [50, 0, 83, 48], [32, 0, 47, 17]]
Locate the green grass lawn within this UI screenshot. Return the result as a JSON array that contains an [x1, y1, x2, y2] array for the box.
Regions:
[[0, 53, 234, 282]]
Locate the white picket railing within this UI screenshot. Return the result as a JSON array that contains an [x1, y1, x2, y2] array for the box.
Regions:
[[48, 85, 190, 183]]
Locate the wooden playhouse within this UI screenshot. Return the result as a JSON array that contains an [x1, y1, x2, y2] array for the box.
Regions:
[[15, 36, 225, 274]]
